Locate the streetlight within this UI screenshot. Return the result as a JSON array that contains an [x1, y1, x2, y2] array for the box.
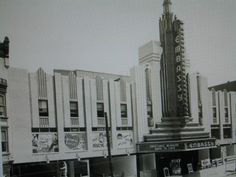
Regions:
[[104, 112, 114, 177]]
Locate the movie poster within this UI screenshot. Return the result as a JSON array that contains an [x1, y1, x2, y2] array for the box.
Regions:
[[64, 133, 86, 151], [92, 132, 108, 150], [32, 133, 59, 153], [117, 131, 133, 149]]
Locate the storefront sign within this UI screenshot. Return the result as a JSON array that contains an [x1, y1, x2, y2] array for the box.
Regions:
[[64, 133, 86, 151], [137, 139, 216, 153], [32, 133, 59, 153], [186, 140, 215, 149], [117, 131, 133, 149]]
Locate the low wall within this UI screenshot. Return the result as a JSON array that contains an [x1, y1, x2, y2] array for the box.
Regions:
[[184, 165, 225, 177]]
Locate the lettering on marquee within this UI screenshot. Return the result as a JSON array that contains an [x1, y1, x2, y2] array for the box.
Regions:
[[137, 139, 216, 153]]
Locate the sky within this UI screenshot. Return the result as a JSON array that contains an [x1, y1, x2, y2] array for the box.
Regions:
[[0, 0, 235, 86]]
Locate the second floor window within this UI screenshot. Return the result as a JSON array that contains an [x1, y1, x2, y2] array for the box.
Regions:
[[225, 107, 229, 123], [225, 107, 229, 118], [97, 103, 104, 117], [198, 105, 203, 118], [0, 94, 6, 117], [121, 104, 127, 118], [70, 101, 78, 117], [212, 107, 216, 118], [1, 128, 8, 153], [38, 100, 48, 117], [212, 107, 217, 124], [147, 104, 153, 117]]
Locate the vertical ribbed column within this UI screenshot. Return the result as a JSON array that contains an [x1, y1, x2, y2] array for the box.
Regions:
[[69, 72, 77, 100], [37, 68, 47, 99]]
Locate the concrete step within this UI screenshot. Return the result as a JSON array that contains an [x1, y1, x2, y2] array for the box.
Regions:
[[144, 131, 210, 142], [156, 122, 200, 128], [150, 126, 205, 134]]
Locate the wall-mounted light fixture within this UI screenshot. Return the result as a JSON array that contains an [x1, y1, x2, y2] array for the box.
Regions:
[[103, 151, 107, 158], [45, 155, 50, 164], [126, 149, 130, 156], [76, 153, 81, 161]]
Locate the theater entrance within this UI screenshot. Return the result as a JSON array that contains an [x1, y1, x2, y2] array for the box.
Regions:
[[155, 150, 199, 176]]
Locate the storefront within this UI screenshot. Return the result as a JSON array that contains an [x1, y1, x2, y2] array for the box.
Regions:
[[10, 160, 89, 177], [137, 138, 216, 176]]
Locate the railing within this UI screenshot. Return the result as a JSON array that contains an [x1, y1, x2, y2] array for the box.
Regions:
[[121, 118, 128, 126], [98, 117, 105, 126], [39, 117, 49, 127], [71, 117, 79, 126]]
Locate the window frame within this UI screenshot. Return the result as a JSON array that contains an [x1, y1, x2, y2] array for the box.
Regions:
[[38, 100, 49, 117], [1, 128, 8, 153], [147, 104, 153, 118], [97, 102, 104, 117], [70, 101, 79, 117], [120, 104, 127, 118], [198, 105, 203, 118], [0, 94, 6, 117]]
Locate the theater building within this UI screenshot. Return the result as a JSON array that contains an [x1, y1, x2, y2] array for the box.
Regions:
[[0, 0, 236, 177], [133, 0, 216, 176]]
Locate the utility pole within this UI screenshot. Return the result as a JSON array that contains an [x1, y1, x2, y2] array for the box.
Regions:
[[0, 126, 3, 177], [104, 112, 114, 177]]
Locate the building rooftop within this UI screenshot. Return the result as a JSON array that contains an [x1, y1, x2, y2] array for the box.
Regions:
[[209, 80, 236, 91]]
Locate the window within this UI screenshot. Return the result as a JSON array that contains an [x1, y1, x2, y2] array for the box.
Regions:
[[121, 104, 127, 118], [198, 105, 202, 118], [225, 108, 229, 123], [211, 129, 220, 139], [0, 94, 6, 117], [223, 128, 232, 139], [147, 104, 153, 117], [97, 103, 104, 117], [212, 107, 216, 118], [38, 100, 48, 116], [225, 108, 228, 118], [70, 101, 78, 117], [1, 128, 8, 152], [212, 107, 217, 123]]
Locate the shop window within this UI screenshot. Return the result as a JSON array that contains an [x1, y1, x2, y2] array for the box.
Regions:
[[1, 128, 8, 152], [0, 94, 6, 117], [38, 100, 48, 117], [97, 103, 104, 117], [120, 104, 127, 118], [70, 101, 78, 117]]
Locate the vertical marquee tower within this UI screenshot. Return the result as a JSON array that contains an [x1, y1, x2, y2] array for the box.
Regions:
[[159, 0, 190, 119]]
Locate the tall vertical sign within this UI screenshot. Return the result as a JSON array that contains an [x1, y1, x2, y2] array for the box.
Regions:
[[173, 19, 190, 117]]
